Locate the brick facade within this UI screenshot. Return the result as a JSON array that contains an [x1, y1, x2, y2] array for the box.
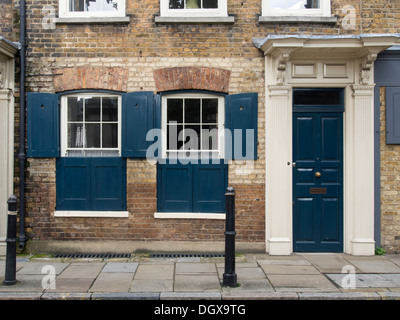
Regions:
[[153, 67, 231, 93], [4, 0, 400, 253], [380, 87, 400, 253]]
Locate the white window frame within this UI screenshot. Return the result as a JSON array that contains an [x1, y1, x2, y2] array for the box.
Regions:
[[160, 0, 228, 17], [262, 0, 331, 17], [60, 93, 122, 157], [59, 0, 126, 18], [161, 93, 225, 159]]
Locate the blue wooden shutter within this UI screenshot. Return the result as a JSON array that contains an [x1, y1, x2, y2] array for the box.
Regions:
[[193, 162, 227, 213], [121, 91, 154, 158], [157, 161, 192, 212], [56, 158, 90, 210], [27, 92, 59, 157], [225, 93, 258, 160], [91, 158, 126, 211], [386, 87, 400, 144]]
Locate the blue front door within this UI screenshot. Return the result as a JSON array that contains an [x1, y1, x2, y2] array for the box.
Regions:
[[293, 112, 343, 252]]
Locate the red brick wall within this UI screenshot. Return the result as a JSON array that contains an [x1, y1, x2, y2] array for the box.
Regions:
[[153, 67, 231, 93]]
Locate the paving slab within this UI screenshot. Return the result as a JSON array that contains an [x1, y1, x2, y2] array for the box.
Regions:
[[382, 274, 400, 286], [378, 292, 400, 300], [257, 259, 311, 266], [299, 292, 381, 300], [0, 292, 43, 300], [130, 279, 173, 292], [300, 254, 357, 273], [175, 262, 216, 274], [161, 292, 221, 300], [89, 272, 134, 292], [260, 265, 321, 275], [57, 263, 105, 279], [222, 291, 298, 300], [102, 262, 138, 273], [134, 264, 174, 280], [92, 292, 160, 300], [0, 275, 44, 292], [174, 274, 221, 292], [16, 262, 69, 275], [268, 274, 339, 292], [222, 279, 274, 292], [41, 292, 91, 300], [44, 278, 94, 292], [344, 256, 400, 273], [327, 273, 399, 288], [387, 255, 400, 267]]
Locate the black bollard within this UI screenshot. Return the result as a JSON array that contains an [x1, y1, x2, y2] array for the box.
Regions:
[[223, 187, 237, 287], [3, 195, 18, 286]]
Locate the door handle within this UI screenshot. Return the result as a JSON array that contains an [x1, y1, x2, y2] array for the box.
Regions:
[[315, 171, 321, 178]]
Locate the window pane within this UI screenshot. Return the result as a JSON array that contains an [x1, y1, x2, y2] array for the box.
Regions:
[[185, 99, 200, 123], [102, 97, 118, 121], [68, 97, 83, 122], [167, 99, 183, 123], [202, 125, 218, 150], [167, 124, 184, 150], [69, 0, 118, 12], [293, 89, 342, 105], [85, 98, 101, 122], [169, 0, 184, 9], [68, 123, 84, 148], [186, 0, 200, 9], [184, 125, 200, 150], [203, 0, 218, 9], [85, 123, 100, 148], [202, 99, 218, 123], [102, 123, 118, 148], [270, 0, 319, 10]]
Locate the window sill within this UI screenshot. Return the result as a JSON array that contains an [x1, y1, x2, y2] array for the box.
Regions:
[[54, 211, 129, 218], [154, 16, 235, 24], [259, 16, 338, 24], [154, 212, 225, 220], [55, 17, 130, 24]]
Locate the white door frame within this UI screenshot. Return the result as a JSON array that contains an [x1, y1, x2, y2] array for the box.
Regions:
[[255, 35, 400, 255], [0, 39, 17, 255]]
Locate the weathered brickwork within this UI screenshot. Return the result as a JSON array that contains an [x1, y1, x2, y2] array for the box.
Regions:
[[53, 66, 129, 92], [380, 87, 400, 253], [0, 0, 15, 41], [153, 67, 231, 93], [8, 0, 400, 251]]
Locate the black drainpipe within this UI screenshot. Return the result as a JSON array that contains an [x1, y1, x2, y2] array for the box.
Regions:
[[18, 0, 27, 251]]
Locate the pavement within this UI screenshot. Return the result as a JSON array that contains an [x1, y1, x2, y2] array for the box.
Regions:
[[1, 252, 400, 301]]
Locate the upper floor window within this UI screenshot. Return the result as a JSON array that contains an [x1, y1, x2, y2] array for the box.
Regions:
[[60, 93, 121, 157], [262, 0, 331, 17], [59, 0, 126, 18], [162, 93, 225, 159], [161, 0, 228, 17]]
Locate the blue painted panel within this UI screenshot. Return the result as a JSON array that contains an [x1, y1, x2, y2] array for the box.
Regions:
[[122, 92, 154, 158], [157, 161, 227, 213], [375, 50, 400, 86], [158, 163, 192, 212], [57, 157, 126, 211], [293, 111, 343, 252], [225, 93, 258, 160], [27, 92, 59, 157], [56, 158, 90, 210], [91, 158, 126, 211], [386, 87, 400, 144], [193, 162, 227, 213]]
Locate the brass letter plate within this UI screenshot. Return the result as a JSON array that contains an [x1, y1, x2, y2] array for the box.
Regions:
[[310, 187, 327, 194]]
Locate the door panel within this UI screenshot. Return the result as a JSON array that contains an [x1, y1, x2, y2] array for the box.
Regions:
[[293, 112, 343, 252]]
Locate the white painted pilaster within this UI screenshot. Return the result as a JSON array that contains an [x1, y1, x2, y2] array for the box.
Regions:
[[266, 84, 292, 255], [347, 84, 376, 255]]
